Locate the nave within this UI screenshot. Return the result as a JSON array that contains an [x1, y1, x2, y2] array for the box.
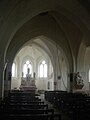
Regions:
[[0, 90, 61, 120], [1, 90, 90, 120], [45, 91, 90, 120]]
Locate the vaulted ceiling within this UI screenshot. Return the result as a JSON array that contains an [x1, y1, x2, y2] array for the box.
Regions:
[[0, 0, 90, 71]]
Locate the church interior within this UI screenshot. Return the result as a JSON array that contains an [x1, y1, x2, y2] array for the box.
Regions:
[[0, 0, 90, 120]]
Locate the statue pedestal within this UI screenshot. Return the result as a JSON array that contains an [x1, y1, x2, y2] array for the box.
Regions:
[[20, 86, 37, 92], [74, 84, 84, 89], [20, 75, 36, 92]]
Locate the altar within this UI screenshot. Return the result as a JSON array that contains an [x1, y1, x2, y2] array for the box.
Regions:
[[20, 74, 37, 92]]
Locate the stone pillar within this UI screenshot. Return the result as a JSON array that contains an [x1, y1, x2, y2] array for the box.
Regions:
[[69, 73, 74, 92], [0, 61, 4, 99]]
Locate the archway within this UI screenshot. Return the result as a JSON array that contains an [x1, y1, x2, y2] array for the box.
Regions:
[[10, 37, 69, 92]]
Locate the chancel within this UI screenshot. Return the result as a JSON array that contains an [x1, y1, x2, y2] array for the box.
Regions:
[[0, 0, 90, 120], [20, 60, 36, 91], [20, 71, 36, 91]]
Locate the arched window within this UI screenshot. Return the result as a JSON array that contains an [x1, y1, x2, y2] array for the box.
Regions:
[[89, 69, 90, 82], [12, 63, 16, 77], [39, 60, 47, 78], [23, 60, 32, 77]]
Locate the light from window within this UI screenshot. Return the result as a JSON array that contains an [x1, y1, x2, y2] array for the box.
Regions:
[[12, 63, 15, 77], [23, 60, 32, 77], [39, 60, 47, 78], [40, 64, 43, 77], [89, 69, 90, 82], [23, 64, 27, 77], [26, 60, 30, 64], [44, 64, 47, 77]]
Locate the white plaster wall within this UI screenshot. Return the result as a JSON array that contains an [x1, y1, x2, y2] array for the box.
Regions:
[[36, 78, 54, 91], [0, 0, 90, 98], [84, 47, 90, 92], [11, 77, 21, 89], [57, 58, 68, 91], [11, 45, 54, 91], [77, 42, 89, 92]]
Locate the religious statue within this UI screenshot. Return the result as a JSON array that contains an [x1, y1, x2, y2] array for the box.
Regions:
[[27, 67, 30, 74], [33, 72, 36, 78], [75, 72, 84, 89]]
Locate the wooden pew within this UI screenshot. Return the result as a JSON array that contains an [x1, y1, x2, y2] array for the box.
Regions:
[[9, 101, 44, 104], [5, 108, 54, 115], [7, 104, 48, 109], [6, 113, 61, 120], [2, 90, 62, 120]]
